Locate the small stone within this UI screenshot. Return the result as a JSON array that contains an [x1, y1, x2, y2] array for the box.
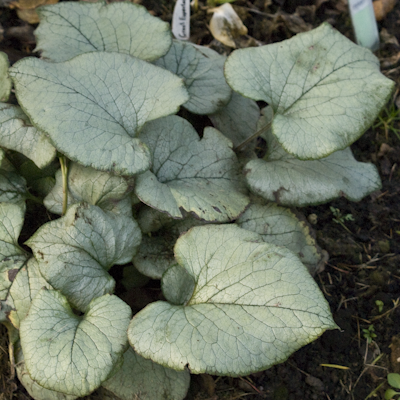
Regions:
[[308, 213, 318, 225]]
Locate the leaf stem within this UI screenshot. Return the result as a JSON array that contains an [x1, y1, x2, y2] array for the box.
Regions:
[[25, 191, 43, 205], [59, 156, 69, 215], [234, 121, 272, 152]]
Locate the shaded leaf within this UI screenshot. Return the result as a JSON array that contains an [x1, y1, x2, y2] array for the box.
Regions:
[[102, 347, 190, 400], [154, 40, 231, 114], [0, 202, 29, 301], [209, 91, 260, 148]]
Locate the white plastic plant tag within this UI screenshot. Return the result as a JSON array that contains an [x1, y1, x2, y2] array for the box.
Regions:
[[348, 0, 379, 51], [172, 0, 190, 40]]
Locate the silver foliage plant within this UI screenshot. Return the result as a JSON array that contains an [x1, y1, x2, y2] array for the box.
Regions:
[[0, 2, 394, 399]]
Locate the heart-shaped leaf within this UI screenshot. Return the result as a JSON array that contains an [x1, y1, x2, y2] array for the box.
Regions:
[[0, 52, 11, 102], [26, 203, 142, 311], [154, 40, 231, 114], [20, 290, 131, 397], [44, 162, 134, 216], [135, 115, 249, 221], [236, 201, 324, 274], [102, 347, 190, 400], [0, 202, 29, 301], [0, 104, 56, 168], [225, 23, 395, 159], [35, 2, 172, 62], [128, 225, 336, 376], [10, 52, 189, 175]]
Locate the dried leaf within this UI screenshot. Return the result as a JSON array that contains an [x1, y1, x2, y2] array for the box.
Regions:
[[209, 3, 247, 48], [373, 0, 397, 21]]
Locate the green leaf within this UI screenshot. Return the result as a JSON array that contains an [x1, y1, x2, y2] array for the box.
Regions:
[[0, 104, 56, 168], [26, 203, 142, 311], [35, 1, 172, 63], [209, 91, 260, 148], [154, 40, 231, 114], [225, 23, 395, 159], [385, 388, 400, 400], [244, 129, 381, 206], [133, 235, 176, 280], [388, 373, 400, 389], [44, 162, 134, 215], [236, 201, 324, 274], [0, 202, 29, 301], [0, 52, 11, 102], [162, 264, 195, 305], [134, 215, 207, 279], [20, 290, 131, 397], [10, 52, 189, 175], [102, 347, 190, 400], [135, 115, 249, 221], [128, 225, 336, 376], [16, 342, 78, 400]]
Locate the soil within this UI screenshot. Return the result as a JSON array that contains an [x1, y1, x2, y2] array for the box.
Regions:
[[0, 0, 400, 400]]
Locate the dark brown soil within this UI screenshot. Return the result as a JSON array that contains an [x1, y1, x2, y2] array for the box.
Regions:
[[1, 1, 400, 400]]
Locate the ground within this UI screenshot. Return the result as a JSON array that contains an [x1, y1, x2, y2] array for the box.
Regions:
[[0, 0, 399, 399]]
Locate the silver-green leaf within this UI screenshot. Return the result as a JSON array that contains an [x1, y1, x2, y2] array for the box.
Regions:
[[209, 91, 260, 148], [154, 40, 231, 114], [225, 23, 395, 159], [102, 347, 190, 400], [236, 201, 324, 274], [35, 2, 172, 63], [10, 52, 189, 175], [245, 130, 381, 206], [0, 104, 56, 168], [0, 202, 29, 301], [135, 115, 249, 221], [20, 290, 131, 397], [16, 342, 78, 400], [26, 203, 142, 311], [44, 162, 134, 215], [0, 52, 11, 102], [6, 258, 54, 329], [128, 225, 336, 376]]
